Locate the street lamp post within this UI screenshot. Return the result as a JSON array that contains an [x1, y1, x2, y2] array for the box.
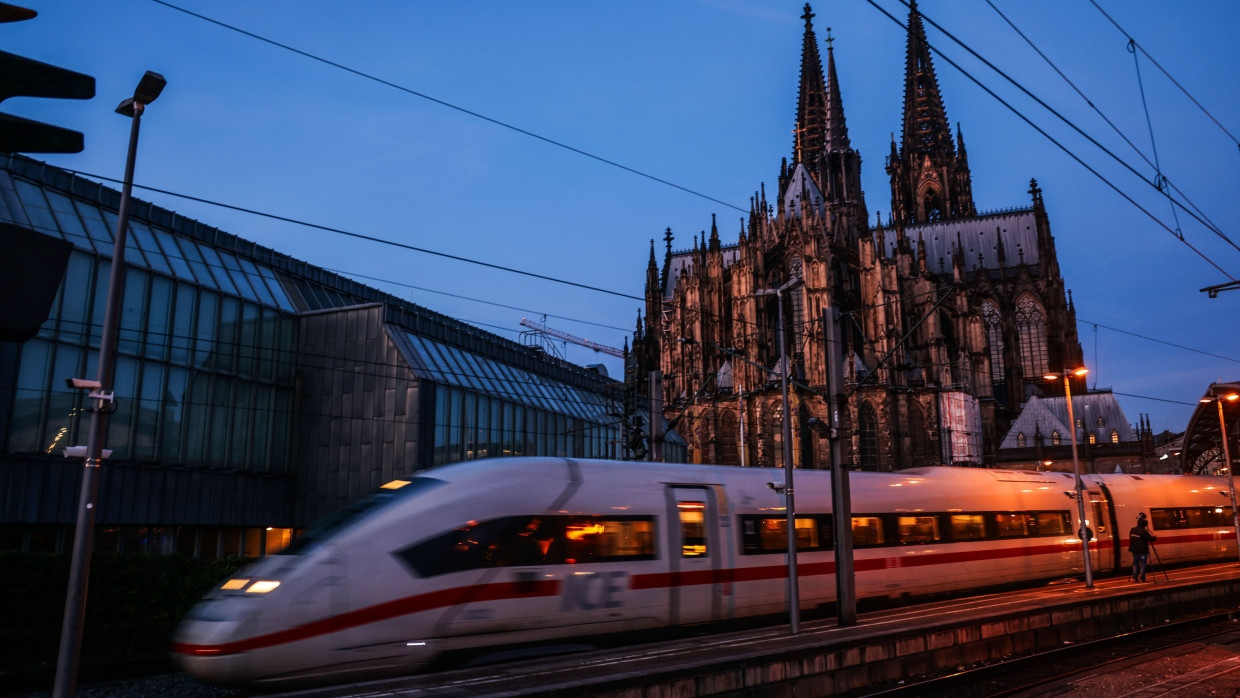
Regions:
[[53, 71, 165, 698], [756, 276, 804, 634], [1203, 383, 1240, 565], [1047, 367, 1093, 589]]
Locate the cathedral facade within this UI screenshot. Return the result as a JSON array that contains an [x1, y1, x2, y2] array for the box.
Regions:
[[633, 2, 1084, 471]]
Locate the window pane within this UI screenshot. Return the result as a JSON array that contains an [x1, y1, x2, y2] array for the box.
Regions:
[[897, 515, 940, 544], [217, 250, 259, 301], [45, 189, 89, 249], [197, 246, 238, 296], [678, 500, 707, 557], [74, 201, 114, 256], [145, 275, 172, 361], [152, 228, 195, 280], [852, 516, 885, 546], [128, 221, 171, 275], [950, 514, 987, 540], [10, 340, 52, 452]]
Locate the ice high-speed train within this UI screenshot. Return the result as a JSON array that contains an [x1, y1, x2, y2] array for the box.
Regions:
[[172, 458, 1237, 687]]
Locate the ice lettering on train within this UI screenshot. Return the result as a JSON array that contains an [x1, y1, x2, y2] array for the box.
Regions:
[[560, 571, 628, 610]]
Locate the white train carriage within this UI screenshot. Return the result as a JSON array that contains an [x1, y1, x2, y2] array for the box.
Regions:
[[172, 458, 1236, 687]]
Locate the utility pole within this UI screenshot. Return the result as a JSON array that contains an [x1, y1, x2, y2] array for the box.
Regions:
[[824, 307, 855, 625]]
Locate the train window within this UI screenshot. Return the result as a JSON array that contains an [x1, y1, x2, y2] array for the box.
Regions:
[[396, 515, 658, 576], [1151, 507, 1235, 530], [994, 513, 1029, 538], [897, 516, 939, 544], [1030, 511, 1071, 535], [852, 516, 885, 547], [564, 517, 656, 562], [739, 515, 833, 554], [678, 501, 708, 557], [950, 514, 986, 540]]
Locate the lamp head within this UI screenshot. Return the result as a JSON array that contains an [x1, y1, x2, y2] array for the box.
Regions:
[[115, 71, 166, 117]]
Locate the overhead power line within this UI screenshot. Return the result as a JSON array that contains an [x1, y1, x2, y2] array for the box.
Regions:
[[1087, 0, 1240, 152], [875, 0, 1240, 280], [60, 167, 644, 302], [149, 0, 746, 215]]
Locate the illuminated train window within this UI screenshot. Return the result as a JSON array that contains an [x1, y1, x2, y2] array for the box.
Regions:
[[1150, 506, 1235, 530], [678, 501, 708, 557], [740, 510, 1073, 553], [740, 515, 830, 553], [395, 515, 657, 577]]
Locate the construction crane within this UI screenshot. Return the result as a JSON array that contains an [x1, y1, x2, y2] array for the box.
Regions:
[[519, 317, 625, 358]]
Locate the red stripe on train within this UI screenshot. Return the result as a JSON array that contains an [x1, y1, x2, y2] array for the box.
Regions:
[[173, 532, 1227, 657]]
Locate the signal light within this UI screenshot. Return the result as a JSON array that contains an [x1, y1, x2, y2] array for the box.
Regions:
[[0, 3, 96, 153]]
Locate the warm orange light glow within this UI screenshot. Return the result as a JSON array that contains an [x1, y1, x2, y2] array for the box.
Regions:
[[220, 578, 249, 591], [246, 580, 280, 594]]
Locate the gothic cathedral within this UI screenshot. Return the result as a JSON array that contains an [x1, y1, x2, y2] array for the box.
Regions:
[[633, 2, 1084, 470]]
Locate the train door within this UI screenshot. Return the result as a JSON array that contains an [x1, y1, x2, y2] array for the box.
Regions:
[[1085, 485, 1117, 572], [666, 486, 722, 625], [1095, 484, 1122, 571]]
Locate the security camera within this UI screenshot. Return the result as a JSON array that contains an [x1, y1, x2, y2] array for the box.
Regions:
[[767, 482, 786, 492], [65, 377, 102, 390]]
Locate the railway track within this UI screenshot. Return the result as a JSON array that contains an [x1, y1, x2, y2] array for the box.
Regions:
[[859, 610, 1240, 697]]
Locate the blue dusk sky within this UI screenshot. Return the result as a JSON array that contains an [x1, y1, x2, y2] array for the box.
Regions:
[[5, 1, 1239, 435]]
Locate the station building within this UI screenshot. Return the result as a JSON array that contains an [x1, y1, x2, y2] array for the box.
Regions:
[[0, 153, 673, 558]]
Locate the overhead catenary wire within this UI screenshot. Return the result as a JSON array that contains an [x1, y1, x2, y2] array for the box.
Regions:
[[148, 0, 746, 216], [58, 167, 645, 303], [983, 0, 1225, 246], [877, 0, 1240, 277], [1087, 0, 1240, 153]]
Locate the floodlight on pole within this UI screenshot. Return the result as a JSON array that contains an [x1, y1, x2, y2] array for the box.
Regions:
[[1046, 367, 1093, 589], [1201, 383, 1240, 565], [52, 70, 165, 698], [755, 275, 804, 634]]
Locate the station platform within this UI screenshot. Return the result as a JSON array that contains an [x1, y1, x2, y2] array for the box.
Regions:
[[272, 564, 1240, 697]]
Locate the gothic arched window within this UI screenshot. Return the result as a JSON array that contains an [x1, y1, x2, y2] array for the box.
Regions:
[[719, 410, 738, 466], [982, 301, 1005, 384], [908, 400, 931, 466], [1110, 429, 1119, 444], [1052, 430, 1061, 445], [1089, 432, 1097, 445], [859, 402, 878, 470], [1015, 295, 1048, 379], [1016, 432, 1026, 448]]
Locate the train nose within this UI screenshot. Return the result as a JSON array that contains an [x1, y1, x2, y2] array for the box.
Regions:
[[171, 597, 259, 684]]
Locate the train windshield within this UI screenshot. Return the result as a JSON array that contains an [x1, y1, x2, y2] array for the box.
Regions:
[[281, 476, 445, 555]]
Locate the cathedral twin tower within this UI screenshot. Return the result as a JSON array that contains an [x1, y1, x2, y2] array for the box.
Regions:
[[634, 2, 1084, 470]]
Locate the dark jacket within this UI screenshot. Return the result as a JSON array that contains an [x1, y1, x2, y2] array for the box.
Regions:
[[1128, 524, 1156, 554]]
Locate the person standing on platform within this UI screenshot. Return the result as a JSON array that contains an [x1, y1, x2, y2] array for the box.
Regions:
[[1129, 512, 1157, 582]]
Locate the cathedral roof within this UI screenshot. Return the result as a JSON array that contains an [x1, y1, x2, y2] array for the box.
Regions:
[[1000, 392, 1137, 449], [879, 208, 1038, 273], [782, 161, 826, 219]]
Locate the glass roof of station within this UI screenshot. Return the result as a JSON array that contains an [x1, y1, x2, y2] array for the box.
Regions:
[[1, 156, 623, 426], [2, 173, 298, 313], [406, 332, 617, 424]]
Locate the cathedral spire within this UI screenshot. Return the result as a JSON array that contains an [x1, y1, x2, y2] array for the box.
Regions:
[[793, 3, 828, 166], [886, 0, 976, 224], [824, 26, 850, 151]]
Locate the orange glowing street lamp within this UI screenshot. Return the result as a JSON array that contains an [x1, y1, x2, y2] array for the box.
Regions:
[[1046, 367, 1092, 589]]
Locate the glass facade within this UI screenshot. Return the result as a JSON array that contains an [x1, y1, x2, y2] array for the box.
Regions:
[[0, 155, 641, 557], [2, 169, 298, 472], [408, 333, 621, 465]]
